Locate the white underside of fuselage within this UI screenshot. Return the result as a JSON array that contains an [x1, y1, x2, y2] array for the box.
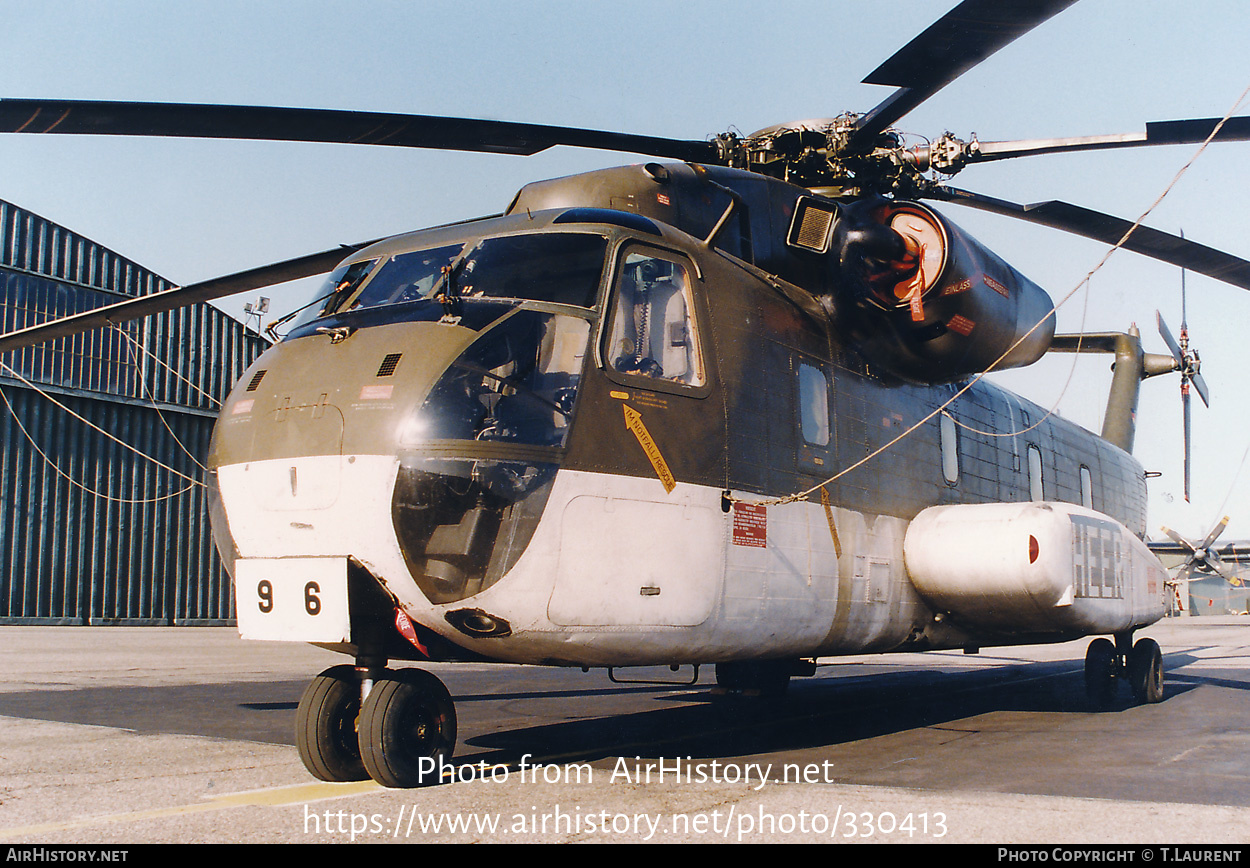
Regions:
[[217, 455, 934, 666]]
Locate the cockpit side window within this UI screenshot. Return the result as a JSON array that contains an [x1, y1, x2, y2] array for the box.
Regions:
[[287, 258, 380, 331], [605, 251, 704, 388]]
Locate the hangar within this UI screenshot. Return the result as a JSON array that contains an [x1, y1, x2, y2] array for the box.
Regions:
[[0, 199, 267, 624]]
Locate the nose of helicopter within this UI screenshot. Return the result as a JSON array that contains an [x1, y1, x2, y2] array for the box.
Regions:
[[204, 320, 483, 578], [210, 320, 476, 468], [207, 308, 590, 609]]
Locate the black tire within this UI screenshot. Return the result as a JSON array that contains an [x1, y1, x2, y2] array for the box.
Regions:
[[296, 664, 368, 782], [1127, 637, 1164, 704], [715, 661, 790, 697], [359, 668, 457, 788], [1084, 637, 1117, 709]]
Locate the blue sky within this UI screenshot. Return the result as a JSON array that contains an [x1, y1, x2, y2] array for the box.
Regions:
[[1, 0, 1248, 542]]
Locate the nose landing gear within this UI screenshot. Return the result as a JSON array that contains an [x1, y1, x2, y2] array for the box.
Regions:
[[295, 662, 457, 788], [1083, 633, 1164, 709]]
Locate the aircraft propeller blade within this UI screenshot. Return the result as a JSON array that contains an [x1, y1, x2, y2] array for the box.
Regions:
[[0, 99, 719, 163], [0, 240, 379, 355], [850, 0, 1080, 149], [1190, 363, 1210, 408], [1162, 526, 1198, 553], [1157, 313, 1184, 366], [1200, 515, 1230, 551], [931, 187, 1250, 291]]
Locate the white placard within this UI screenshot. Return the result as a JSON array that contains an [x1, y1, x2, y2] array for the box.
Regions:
[[235, 557, 350, 643]]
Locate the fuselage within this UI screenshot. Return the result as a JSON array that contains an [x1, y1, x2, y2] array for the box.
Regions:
[[209, 166, 1166, 668]]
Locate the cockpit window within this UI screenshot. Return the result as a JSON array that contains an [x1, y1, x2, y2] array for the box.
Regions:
[[405, 311, 591, 448], [287, 258, 380, 331], [284, 233, 606, 336], [349, 244, 464, 310], [605, 251, 704, 387], [453, 233, 607, 308], [286, 258, 377, 332]]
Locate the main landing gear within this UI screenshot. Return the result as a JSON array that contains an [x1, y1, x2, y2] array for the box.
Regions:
[[1083, 633, 1164, 709], [713, 658, 816, 697], [296, 662, 457, 788]]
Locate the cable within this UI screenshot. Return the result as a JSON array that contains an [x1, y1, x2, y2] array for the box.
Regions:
[[0, 359, 204, 487], [110, 324, 222, 409], [119, 330, 211, 473], [0, 383, 199, 504]]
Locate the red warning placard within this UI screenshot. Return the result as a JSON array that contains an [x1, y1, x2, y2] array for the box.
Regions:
[[733, 502, 767, 548]]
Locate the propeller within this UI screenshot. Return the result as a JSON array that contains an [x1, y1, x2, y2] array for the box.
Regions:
[[1160, 516, 1245, 587], [849, 0, 1081, 149], [0, 99, 718, 163], [1156, 237, 1210, 502]]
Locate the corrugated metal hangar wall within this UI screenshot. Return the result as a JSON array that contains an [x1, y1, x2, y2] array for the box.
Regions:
[[0, 199, 269, 624]]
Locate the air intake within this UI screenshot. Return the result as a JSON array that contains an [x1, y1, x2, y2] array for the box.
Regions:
[[245, 370, 267, 392], [787, 197, 839, 253], [377, 353, 403, 377]]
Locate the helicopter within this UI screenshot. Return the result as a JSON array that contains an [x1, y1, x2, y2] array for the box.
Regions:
[[2, 0, 1250, 789]]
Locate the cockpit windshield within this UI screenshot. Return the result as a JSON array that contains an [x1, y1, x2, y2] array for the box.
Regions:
[[350, 243, 464, 311], [291, 233, 608, 331], [449, 233, 607, 308]]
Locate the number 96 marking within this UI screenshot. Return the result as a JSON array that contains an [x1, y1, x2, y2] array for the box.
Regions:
[[256, 579, 321, 616], [236, 558, 349, 643]]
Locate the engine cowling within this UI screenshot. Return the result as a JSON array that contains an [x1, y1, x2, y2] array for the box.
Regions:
[[833, 200, 1055, 383]]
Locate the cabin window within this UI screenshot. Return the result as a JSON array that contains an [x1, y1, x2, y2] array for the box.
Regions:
[[1080, 465, 1093, 509], [798, 363, 830, 446], [1028, 444, 1044, 502], [605, 251, 704, 387], [940, 413, 959, 485]]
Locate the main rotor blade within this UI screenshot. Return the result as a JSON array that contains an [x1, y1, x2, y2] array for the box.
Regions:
[[0, 241, 376, 355], [851, 0, 1079, 148], [931, 187, 1250, 290], [970, 116, 1250, 163], [0, 99, 719, 163]]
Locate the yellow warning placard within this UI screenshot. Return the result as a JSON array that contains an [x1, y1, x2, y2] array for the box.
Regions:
[[623, 405, 676, 493]]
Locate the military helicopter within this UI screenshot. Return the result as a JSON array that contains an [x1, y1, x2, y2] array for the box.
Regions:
[[2, 0, 1250, 788]]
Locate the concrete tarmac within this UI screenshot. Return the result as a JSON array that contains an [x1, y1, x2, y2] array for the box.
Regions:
[[1, 619, 1248, 844]]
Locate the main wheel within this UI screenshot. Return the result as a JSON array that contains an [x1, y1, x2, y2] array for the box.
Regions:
[[1127, 637, 1164, 704], [714, 661, 790, 697], [296, 664, 368, 782], [358, 668, 457, 788], [1084, 638, 1117, 709]]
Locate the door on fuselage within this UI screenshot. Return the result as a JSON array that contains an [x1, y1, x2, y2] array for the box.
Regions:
[[551, 244, 725, 627]]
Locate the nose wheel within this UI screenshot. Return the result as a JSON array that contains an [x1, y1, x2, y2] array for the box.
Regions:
[[295, 664, 458, 787], [295, 665, 368, 782], [359, 668, 457, 788]]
